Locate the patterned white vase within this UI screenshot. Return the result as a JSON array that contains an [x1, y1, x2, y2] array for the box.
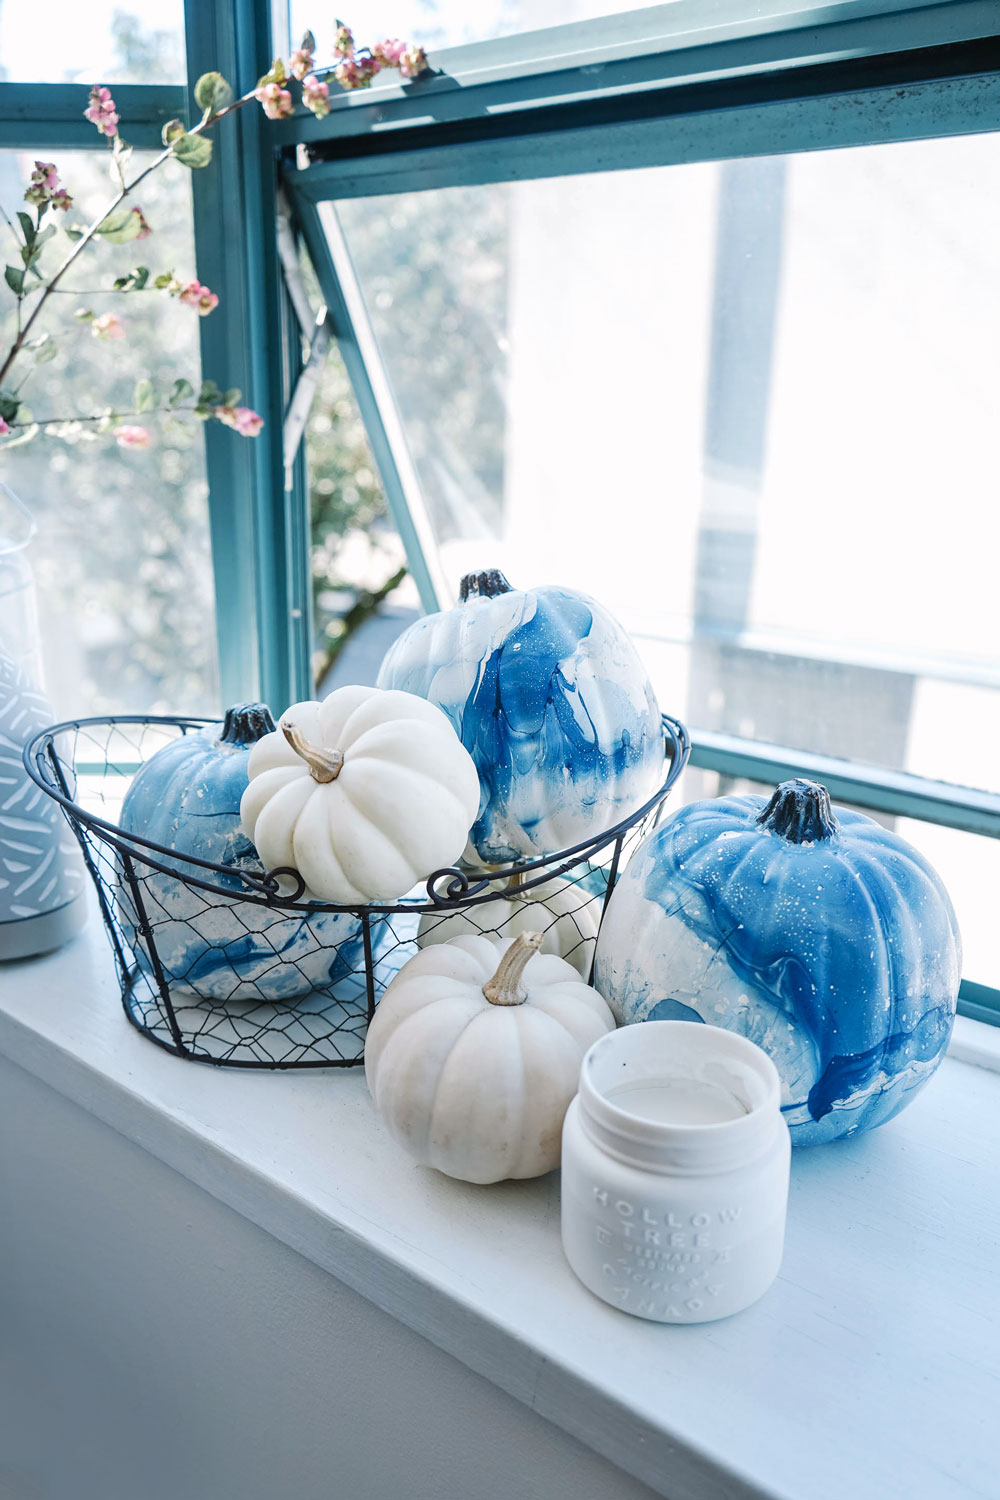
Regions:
[[0, 648, 87, 959]]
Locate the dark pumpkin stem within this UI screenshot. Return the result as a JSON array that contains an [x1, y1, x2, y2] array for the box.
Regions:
[[757, 779, 838, 843], [219, 703, 276, 747], [460, 569, 513, 602]]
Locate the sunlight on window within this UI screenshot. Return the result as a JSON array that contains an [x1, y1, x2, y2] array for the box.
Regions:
[[0, 0, 185, 84]]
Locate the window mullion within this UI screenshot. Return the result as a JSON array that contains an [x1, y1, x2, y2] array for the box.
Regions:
[[0, 84, 187, 151], [184, 0, 311, 711], [689, 730, 1000, 839]]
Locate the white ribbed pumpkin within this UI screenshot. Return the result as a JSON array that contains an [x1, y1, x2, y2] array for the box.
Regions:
[[240, 685, 480, 904], [416, 874, 600, 977], [365, 932, 616, 1183]]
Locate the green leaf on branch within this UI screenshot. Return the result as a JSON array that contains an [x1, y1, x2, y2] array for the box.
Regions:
[[0, 422, 38, 448], [134, 379, 156, 412], [0, 390, 20, 422], [96, 207, 134, 234], [95, 207, 144, 244], [170, 131, 213, 170], [20, 221, 56, 272], [301, 30, 316, 52], [169, 378, 194, 407], [197, 378, 221, 407], [75, 308, 95, 322], [195, 71, 233, 115], [222, 388, 242, 406], [162, 119, 186, 145], [30, 334, 57, 365], [63, 224, 86, 242], [112, 266, 150, 291], [16, 212, 35, 245], [4, 265, 25, 294], [111, 135, 133, 186], [257, 57, 287, 88]]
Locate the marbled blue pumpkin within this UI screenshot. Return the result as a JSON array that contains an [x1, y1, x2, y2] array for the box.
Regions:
[[377, 570, 664, 864], [118, 704, 363, 1002], [595, 780, 961, 1145]]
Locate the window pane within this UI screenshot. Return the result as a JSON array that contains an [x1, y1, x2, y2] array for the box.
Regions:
[[306, 342, 414, 695], [331, 130, 1000, 794], [0, 0, 185, 84], [289, 0, 673, 55], [0, 149, 218, 716]]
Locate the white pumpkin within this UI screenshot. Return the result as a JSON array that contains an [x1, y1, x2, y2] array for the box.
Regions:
[[240, 684, 480, 904], [365, 932, 616, 1183], [417, 874, 600, 977]]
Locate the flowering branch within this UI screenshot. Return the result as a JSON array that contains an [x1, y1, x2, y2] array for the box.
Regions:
[[0, 19, 429, 446]]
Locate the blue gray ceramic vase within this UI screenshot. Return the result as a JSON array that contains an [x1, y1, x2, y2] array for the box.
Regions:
[[0, 648, 86, 959], [595, 779, 961, 1145], [377, 570, 664, 864], [118, 704, 363, 1002]]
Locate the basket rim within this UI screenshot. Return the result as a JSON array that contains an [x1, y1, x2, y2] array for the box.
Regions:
[[22, 710, 691, 916]]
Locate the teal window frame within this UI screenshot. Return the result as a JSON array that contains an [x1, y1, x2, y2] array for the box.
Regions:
[[3, 0, 999, 1022]]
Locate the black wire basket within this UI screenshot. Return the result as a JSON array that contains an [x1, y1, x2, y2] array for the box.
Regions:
[[23, 712, 690, 1069]]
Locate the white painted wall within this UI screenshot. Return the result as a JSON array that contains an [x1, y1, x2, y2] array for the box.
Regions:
[[0, 1057, 660, 1500]]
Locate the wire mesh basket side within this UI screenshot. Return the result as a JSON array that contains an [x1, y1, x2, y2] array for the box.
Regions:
[[25, 713, 689, 1069]]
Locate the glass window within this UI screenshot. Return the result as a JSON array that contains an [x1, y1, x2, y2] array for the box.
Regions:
[[0, 148, 218, 717], [289, 0, 672, 57], [305, 341, 414, 695], [329, 129, 1000, 796], [0, 1, 185, 84]]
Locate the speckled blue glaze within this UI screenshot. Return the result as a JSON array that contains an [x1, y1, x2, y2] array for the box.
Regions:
[[118, 705, 363, 1002], [595, 780, 961, 1145], [377, 570, 663, 863]]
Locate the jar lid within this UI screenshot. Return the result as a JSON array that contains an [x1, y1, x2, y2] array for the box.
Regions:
[[577, 1021, 785, 1174]]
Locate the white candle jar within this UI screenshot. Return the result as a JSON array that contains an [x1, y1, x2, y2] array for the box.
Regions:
[[561, 1021, 790, 1323]]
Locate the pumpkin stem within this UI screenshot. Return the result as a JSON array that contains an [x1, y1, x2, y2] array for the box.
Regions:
[[281, 721, 344, 784], [219, 702, 276, 747], [757, 779, 839, 843], [460, 569, 513, 602], [483, 931, 543, 1006]]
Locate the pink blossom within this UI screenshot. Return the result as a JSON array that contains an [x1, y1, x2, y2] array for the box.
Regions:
[[333, 23, 355, 60], [335, 55, 380, 90], [289, 46, 314, 81], [177, 279, 219, 315], [114, 425, 149, 449], [399, 45, 429, 80], [92, 313, 125, 340], [0, 417, 10, 437], [85, 85, 119, 139], [24, 160, 73, 211], [217, 405, 264, 437], [134, 207, 152, 239], [302, 74, 331, 118], [255, 82, 294, 120], [373, 38, 406, 66]]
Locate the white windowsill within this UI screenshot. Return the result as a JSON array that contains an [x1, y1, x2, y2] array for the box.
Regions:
[[1, 914, 998, 1500]]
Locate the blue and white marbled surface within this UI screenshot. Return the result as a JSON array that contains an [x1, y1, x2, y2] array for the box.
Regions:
[[595, 788, 962, 1145], [118, 713, 363, 1003], [377, 580, 663, 864]]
